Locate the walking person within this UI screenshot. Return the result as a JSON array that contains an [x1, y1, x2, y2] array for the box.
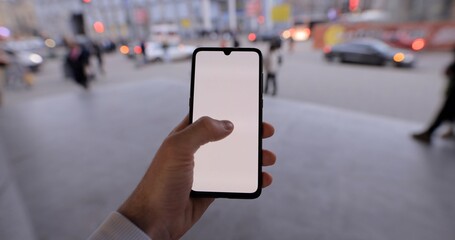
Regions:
[[162, 40, 170, 63], [264, 40, 282, 96], [0, 48, 9, 106], [4, 50, 30, 89], [92, 40, 105, 75], [412, 48, 455, 143], [140, 40, 147, 65], [65, 39, 91, 90], [288, 36, 295, 53], [232, 32, 240, 48]]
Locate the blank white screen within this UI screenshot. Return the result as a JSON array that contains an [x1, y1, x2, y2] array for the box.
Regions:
[[192, 50, 260, 193]]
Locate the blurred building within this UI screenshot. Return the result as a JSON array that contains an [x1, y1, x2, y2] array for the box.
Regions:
[[281, 0, 455, 22], [32, 0, 236, 41], [0, 0, 38, 38], [388, 0, 455, 22], [22, 0, 455, 41]]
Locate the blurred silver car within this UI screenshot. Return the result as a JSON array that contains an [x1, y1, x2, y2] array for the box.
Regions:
[[3, 49, 44, 72], [3, 38, 45, 72], [15, 51, 44, 72], [145, 42, 196, 62]]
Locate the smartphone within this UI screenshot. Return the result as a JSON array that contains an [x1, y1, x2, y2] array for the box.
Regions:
[[189, 47, 263, 199]]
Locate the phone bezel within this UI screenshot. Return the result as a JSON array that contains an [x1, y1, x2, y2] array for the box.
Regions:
[[189, 47, 263, 199]]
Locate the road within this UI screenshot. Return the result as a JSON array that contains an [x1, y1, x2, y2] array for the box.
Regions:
[[3, 39, 452, 124], [279, 42, 451, 124]]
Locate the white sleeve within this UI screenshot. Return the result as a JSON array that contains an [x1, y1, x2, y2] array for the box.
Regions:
[[87, 212, 151, 240]]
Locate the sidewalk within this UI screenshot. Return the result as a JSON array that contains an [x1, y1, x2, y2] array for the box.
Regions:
[[0, 79, 454, 240]]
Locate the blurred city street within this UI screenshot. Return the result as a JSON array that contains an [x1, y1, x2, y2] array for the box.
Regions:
[[1, 58, 454, 240], [3, 39, 452, 124], [1, 0, 455, 240]]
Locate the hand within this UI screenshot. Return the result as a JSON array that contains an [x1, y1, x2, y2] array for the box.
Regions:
[[118, 115, 276, 240]]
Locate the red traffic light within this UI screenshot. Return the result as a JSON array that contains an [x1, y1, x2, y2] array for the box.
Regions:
[[82, 0, 91, 3]]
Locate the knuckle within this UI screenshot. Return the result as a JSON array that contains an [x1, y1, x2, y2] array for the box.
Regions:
[[198, 116, 214, 130]]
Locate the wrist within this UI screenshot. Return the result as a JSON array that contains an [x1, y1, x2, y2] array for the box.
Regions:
[[146, 222, 172, 240], [118, 201, 172, 240]]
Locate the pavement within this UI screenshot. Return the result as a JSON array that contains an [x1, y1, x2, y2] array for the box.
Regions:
[[1, 76, 455, 240]]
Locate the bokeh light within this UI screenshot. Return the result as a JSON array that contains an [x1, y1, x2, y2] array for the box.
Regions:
[[119, 45, 129, 55], [93, 21, 105, 33], [393, 52, 405, 62], [412, 38, 425, 51], [248, 33, 256, 42], [0, 26, 11, 38], [134, 46, 142, 54], [44, 38, 56, 48]]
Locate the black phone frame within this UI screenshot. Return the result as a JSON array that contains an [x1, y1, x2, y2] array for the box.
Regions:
[[189, 47, 263, 199]]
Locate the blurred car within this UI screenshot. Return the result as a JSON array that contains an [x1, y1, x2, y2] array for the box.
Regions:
[[281, 26, 311, 42], [2, 48, 44, 72], [248, 32, 282, 43], [247, 32, 283, 50], [323, 39, 416, 68], [150, 24, 181, 45], [4, 38, 45, 52], [119, 41, 195, 62], [14, 51, 44, 72], [118, 41, 140, 59], [145, 42, 196, 62], [2, 38, 45, 72], [100, 39, 116, 53]]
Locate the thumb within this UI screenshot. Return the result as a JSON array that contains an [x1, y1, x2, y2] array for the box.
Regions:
[[175, 116, 234, 153]]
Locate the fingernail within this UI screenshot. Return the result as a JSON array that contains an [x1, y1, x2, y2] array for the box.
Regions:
[[222, 121, 234, 131]]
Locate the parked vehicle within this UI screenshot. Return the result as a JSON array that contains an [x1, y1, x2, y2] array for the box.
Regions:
[[324, 38, 416, 68], [2, 48, 44, 72], [150, 24, 181, 45], [2, 38, 45, 72], [281, 25, 311, 42], [13, 51, 43, 72], [248, 31, 282, 43], [145, 42, 195, 62], [119, 41, 195, 62]]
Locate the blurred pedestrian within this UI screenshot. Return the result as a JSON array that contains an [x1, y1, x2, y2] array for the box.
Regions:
[[232, 32, 240, 48], [65, 39, 91, 90], [264, 41, 282, 96], [288, 36, 295, 53], [162, 40, 170, 63], [412, 48, 455, 143], [0, 48, 9, 106], [92, 40, 105, 75], [220, 34, 228, 47], [4, 50, 31, 88], [140, 40, 147, 64]]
